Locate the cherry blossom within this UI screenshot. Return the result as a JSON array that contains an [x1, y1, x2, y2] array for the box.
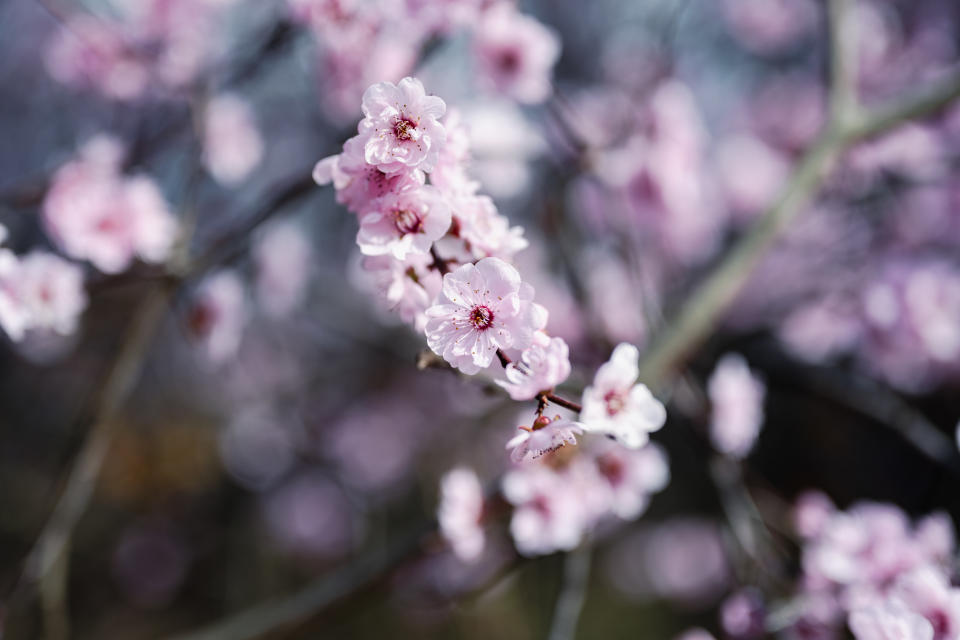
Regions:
[[506, 414, 582, 464], [42, 137, 177, 274], [313, 134, 425, 216], [203, 93, 264, 186], [356, 184, 452, 259], [253, 221, 313, 319], [580, 343, 666, 448], [17, 252, 88, 337], [0, 247, 29, 342], [497, 334, 571, 401], [707, 353, 766, 459], [358, 77, 447, 173], [187, 270, 247, 364], [590, 440, 670, 520], [889, 566, 960, 640], [472, 3, 560, 104], [424, 257, 547, 374], [502, 465, 587, 556], [849, 598, 934, 640], [359, 253, 441, 331], [452, 194, 528, 260], [437, 468, 485, 562]]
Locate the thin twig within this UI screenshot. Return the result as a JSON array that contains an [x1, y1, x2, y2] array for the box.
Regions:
[[547, 545, 592, 640], [19, 285, 174, 589]]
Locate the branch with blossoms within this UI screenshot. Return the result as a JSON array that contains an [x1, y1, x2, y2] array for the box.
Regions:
[[155, 2, 960, 637]]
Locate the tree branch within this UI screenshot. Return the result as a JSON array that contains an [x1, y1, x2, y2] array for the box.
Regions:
[[637, 65, 960, 387]]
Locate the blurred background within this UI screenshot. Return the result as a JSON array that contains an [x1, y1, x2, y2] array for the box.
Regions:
[[1, 0, 960, 638]]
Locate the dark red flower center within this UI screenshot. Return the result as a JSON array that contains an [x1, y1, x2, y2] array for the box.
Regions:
[[393, 117, 416, 141], [604, 390, 626, 416], [393, 208, 423, 235], [468, 305, 494, 330]]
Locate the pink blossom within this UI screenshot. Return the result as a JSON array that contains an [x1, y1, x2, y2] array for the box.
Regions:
[[506, 414, 583, 464], [721, 0, 819, 55], [359, 253, 441, 331], [187, 270, 246, 364], [42, 137, 177, 274], [889, 566, 960, 640], [849, 599, 934, 640], [715, 134, 790, 220], [502, 465, 587, 556], [263, 472, 354, 558], [17, 252, 88, 337], [313, 134, 425, 216], [793, 490, 837, 540], [497, 334, 571, 401], [437, 468, 485, 562], [778, 297, 862, 364], [44, 16, 149, 100], [591, 440, 670, 520], [452, 194, 528, 260], [708, 354, 766, 459], [253, 221, 313, 319], [358, 77, 447, 174], [429, 108, 476, 197], [203, 93, 264, 186], [581, 343, 666, 449], [424, 257, 547, 374], [356, 185, 452, 259], [721, 588, 766, 638], [472, 3, 560, 104], [0, 248, 29, 341]]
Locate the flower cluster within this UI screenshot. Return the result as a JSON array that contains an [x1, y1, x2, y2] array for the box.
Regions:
[[787, 492, 957, 640], [288, 0, 560, 120], [42, 136, 177, 274], [44, 0, 237, 100], [317, 77, 670, 560]]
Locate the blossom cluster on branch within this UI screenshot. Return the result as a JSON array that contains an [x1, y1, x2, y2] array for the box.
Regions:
[[314, 76, 670, 558]]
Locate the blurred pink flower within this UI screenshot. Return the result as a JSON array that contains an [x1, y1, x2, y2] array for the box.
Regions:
[[425, 257, 547, 374], [0, 248, 29, 341], [581, 343, 666, 449], [793, 490, 837, 540], [17, 252, 87, 337], [506, 414, 582, 464], [591, 440, 669, 520], [253, 221, 312, 319], [44, 15, 149, 100], [473, 3, 560, 104], [708, 354, 765, 459], [358, 77, 447, 174], [721, 588, 766, 638], [203, 93, 264, 186], [502, 464, 587, 556], [42, 137, 177, 274], [889, 566, 960, 640], [497, 333, 571, 401], [721, 0, 819, 55], [438, 467, 485, 562], [263, 472, 355, 558], [849, 598, 934, 640], [187, 270, 247, 364], [715, 134, 790, 220]]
